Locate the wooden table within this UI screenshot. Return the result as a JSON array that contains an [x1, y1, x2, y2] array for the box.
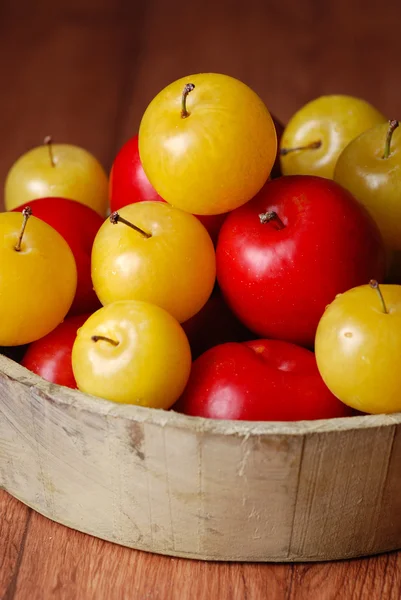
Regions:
[[1, 1, 401, 597], [2, 490, 401, 599]]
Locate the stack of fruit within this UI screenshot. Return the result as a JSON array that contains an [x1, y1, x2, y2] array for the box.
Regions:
[[1, 73, 400, 421]]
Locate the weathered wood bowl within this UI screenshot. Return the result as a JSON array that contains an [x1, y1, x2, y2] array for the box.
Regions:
[[1, 352, 401, 562]]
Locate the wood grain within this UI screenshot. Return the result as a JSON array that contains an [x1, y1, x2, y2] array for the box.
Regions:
[[2, 354, 401, 564], [0, 492, 31, 599], [117, 0, 401, 148], [10, 506, 293, 600], [2, 490, 401, 600], [2, 0, 401, 597], [0, 2, 147, 212]]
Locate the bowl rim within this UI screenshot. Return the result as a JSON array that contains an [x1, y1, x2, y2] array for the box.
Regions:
[[1, 353, 400, 437]]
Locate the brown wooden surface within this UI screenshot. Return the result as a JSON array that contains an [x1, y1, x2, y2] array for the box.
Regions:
[[1, 0, 401, 598], [2, 489, 401, 600]]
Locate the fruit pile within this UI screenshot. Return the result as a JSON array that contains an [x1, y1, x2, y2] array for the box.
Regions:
[[1, 73, 400, 421]]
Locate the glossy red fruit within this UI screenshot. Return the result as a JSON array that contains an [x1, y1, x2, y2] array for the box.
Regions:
[[13, 197, 103, 315], [22, 313, 90, 388], [216, 175, 386, 348], [109, 134, 163, 210], [109, 134, 226, 244], [182, 287, 252, 359], [175, 339, 352, 421]]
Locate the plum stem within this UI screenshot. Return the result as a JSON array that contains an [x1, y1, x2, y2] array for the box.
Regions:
[[369, 280, 388, 314], [383, 120, 399, 159], [91, 335, 119, 346], [259, 211, 285, 230], [181, 83, 195, 118], [43, 135, 56, 167], [14, 207, 32, 252], [109, 211, 151, 238], [280, 140, 322, 156]]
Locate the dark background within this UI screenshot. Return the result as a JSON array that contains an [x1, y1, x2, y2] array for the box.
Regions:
[[1, 0, 401, 213], [2, 1, 401, 598]]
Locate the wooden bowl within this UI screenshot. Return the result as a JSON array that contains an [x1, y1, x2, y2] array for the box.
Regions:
[[1, 352, 401, 562]]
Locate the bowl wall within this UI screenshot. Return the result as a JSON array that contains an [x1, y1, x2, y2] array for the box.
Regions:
[[1, 354, 401, 562]]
